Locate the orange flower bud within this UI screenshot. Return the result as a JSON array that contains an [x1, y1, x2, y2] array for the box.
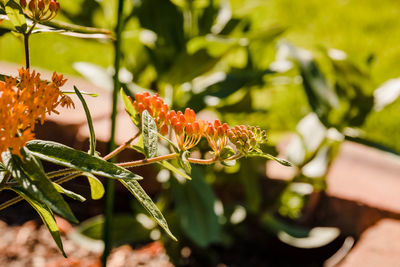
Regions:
[[179, 114, 186, 124], [160, 123, 169, 135], [143, 96, 151, 108], [28, 0, 36, 11], [217, 126, 225, 136], [214, 119, 221, 128], [38, 0, 44, 10], [185, 123, 193, 135], [207, 124, 215, 136], [170, 116, 178, 127], [184, 108, 196, 123], [162, 104, 169, 112], [174, 122, 184, 134], [135, 92, 145, 102], [20, 0, 27, 8], [154, 99, 162, 111], [222, 123, 229, 132], [169, 110, 176, 118], [137, 103, 145, 113], [192, 121, 200, 134], [159, 109, 166, 121]]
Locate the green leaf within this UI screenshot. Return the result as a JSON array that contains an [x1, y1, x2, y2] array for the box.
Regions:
[[11, 187, 67, 257], [170, 167, 220, 247], [164, 49, 222, 84], [74, 86, 96, 155], [119, 178, 177, 241], [2, 148, 78, 223], [158, 161, 191, 180], [4, 0, 27, 33], [179, 150, 191, 174], [53, 182, 86, 202], [142, 110, 158, 158], [70, 214, 152, 250], [61, 90, 98, 97], [83, 172, 104, 200], [262, 213, 340, 249], [120, 88, 140, 126], [0, 162, 8, 184], [26, 140, 141, 180], [247, 152, 292, 166], [219, 146, 235, 160], [289, 44, 339, 124]]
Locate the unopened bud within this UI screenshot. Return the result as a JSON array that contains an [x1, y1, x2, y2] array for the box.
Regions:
[[192, 121, 200, 134], [214, 120, 221, 128], [38, 0, 44, 10], [20, 0, 27, 8], [160, 124, 169, 135], [28, 0, 36, 11], [185, 123, 193, 135], [49, 0, 59, 11], [184, 108, 196, 123], [179, 114, 186, 124], [217, 126, 224, 136], [174, 122, 184, 134]]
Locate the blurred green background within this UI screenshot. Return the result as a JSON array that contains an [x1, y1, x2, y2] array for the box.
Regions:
[[1, 0, 400, 265], [1, 0, 399, 151]]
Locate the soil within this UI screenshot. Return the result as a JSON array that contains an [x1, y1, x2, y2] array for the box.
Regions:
[[0, 217, 173, 267]]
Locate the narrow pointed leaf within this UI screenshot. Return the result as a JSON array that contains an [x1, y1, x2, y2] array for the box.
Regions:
[[26, 140, 140, 180], [247, 152, 292, 166], [142, 110, 158, 158], [74, 86, 96, 155], [11, 187, 67, 257], [121, 88, 140, 126], [83, 172, 104, 200], [170, 167, 220, 247], [62, 90, 98, 97], [119, 178, 177, 241], [53, 183, 86, 202], [2, 148, 78, 223]]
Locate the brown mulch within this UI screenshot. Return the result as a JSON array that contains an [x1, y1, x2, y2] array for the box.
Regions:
[[0, 218, 173, 267]]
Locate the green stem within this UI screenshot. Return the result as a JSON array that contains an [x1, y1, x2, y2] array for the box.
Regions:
[[102, 0, 125, 264], [46, 168, 78, 178]]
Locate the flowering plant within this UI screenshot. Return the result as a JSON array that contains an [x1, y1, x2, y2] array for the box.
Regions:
[[0, 0, 290, 260]]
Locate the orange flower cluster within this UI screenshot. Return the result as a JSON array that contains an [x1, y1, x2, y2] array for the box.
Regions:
[[19, 0, 60, 22], [0, 68, 73, 155], [132, 92, 233, 154]]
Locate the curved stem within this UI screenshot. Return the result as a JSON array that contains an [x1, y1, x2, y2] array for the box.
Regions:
[[103, 132, 140, 161], [187, 156, 217, 165], [47, 168, 79, 179], [0, 172, 83, 212], [118, 153, 179, 168], [0, 195, 22, 212]]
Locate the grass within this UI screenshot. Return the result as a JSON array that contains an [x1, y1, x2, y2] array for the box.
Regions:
[[0, 0, 399, 151]]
